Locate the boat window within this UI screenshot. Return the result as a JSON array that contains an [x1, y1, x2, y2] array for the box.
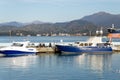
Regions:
[[80, 43, 83, 46], [89, 43, 93, 46], [26, 43, 35, 48], [75, 42, 79, 44], [79, 43, 93, 46], [85, 43, 88, 46], [12, 43, 23, 47], [97, 43, 106, 47], [28, 43, 35, 46]]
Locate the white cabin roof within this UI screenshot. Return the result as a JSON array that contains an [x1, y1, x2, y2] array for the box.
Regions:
[[87, 36, 103, 43]]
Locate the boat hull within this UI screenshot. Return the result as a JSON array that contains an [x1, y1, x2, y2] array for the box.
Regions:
[[56, 45, 112, 53], [0, 50, 36, 56]]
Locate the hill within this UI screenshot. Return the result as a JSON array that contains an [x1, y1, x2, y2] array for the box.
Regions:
[[82, 12, 120, 27], [0, 21, 24, 27], [19, 20, 97, 36]]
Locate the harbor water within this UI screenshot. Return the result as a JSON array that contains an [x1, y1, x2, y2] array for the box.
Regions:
[[0, 36, 120, 80]]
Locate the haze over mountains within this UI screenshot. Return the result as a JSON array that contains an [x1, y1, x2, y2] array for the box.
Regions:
[[0, 20, 46, 27], [0, 11, 120, 36]]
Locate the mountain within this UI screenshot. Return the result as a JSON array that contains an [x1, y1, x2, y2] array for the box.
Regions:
[[20, 19, 97, 35], [30, 20, 45, 24], [0, 21, 25, 27], [1, 11, 120, 36], [82, 12, 120, 27], [0, 20, 47, 27]]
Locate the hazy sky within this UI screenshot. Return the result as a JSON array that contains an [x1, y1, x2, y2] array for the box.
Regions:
[[0, 0, 120, 22]]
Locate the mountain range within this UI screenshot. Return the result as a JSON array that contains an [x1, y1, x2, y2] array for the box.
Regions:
[[0, 20, 46, 27], [0, 11, 120, 36]]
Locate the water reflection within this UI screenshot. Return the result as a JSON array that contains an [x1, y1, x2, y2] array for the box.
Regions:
[[76, 53, 112, 72], [0, 53, 119, 80], [0, 53, 115, 80], [15, 56, 36, 68], [37, 53, 113, 73], [3, 55, 38, 69], [2, 53, 113, 72]]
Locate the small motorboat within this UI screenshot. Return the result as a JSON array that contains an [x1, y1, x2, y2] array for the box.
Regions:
[[0, 41, 37, 56]]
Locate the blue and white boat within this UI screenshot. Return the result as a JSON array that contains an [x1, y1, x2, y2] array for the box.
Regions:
[[0, 41, 37, 56], [56, 30, 112, 54]]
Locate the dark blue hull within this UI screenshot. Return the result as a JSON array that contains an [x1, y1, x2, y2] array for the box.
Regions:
[[0, 50, 36, 56], [56, 45, 112, 53]]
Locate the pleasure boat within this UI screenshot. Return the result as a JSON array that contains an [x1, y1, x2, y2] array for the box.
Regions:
[[56, 29, 112, 54], [0, 41, 37, 56]]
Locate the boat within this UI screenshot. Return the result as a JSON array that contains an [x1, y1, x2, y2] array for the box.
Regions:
[[0, 41, 37, 56], [107, 24, 120, 38], [108, 24, 120, 33], [56, 37, 112, 53], [56, 29, 112, 54]]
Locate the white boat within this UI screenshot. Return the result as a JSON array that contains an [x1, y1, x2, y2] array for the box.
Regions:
[[0, 41, 37, 56]]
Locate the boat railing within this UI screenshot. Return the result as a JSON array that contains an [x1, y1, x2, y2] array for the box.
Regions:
[[11, 43, 23, 47]]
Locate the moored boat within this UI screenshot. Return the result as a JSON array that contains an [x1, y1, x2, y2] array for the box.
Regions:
[[56, 29, 113, 54], [107, 24, 120, 38], [108, 24, 120, 33], [56, 37, 112, 54], [0, 41, 37, 56]]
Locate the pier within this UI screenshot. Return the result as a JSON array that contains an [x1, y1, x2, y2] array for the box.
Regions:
[[36, 47, 55, 53]]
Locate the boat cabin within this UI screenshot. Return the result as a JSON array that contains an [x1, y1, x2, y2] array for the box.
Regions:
[[11, 41, 35, 48]]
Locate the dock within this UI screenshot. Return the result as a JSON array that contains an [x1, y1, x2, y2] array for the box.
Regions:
[[112, 45, 120, 52], [111, 42, 120, 52], [36, 47, 55, 53]]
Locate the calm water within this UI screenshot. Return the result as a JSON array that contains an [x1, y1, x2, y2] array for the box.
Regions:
[[0, 36, 120, 43], [0, 36, 120, 80]]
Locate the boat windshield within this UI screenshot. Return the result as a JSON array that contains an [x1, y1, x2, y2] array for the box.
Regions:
[[12, 43, 23, 47]]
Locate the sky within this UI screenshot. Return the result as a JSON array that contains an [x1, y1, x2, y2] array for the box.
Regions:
[[0, 0, 120, 23]]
